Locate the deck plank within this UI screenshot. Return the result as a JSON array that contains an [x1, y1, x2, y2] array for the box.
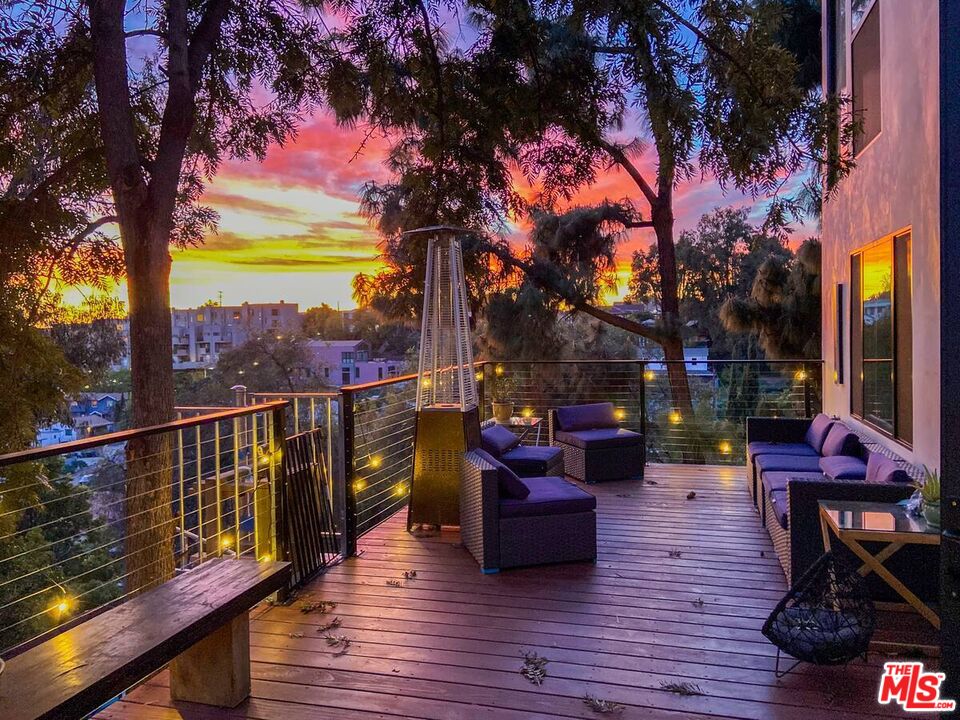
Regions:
[[101, 464, 914, 720]]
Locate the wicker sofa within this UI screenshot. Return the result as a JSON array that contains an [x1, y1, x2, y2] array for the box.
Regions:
[[548, 402, 645, 482], [460, 449, 597, 572], [747, 415, 936, 601]]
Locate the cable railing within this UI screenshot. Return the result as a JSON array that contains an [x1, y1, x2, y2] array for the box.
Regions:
[[339, 373, 418, 555], [476, 359, 821, 465], [0, 402, 287, 655], [1, 358, 819, 646]]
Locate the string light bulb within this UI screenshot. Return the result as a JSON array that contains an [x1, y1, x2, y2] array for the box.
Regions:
[[494, 365, 504, 376], [368, 455, 383, 470]]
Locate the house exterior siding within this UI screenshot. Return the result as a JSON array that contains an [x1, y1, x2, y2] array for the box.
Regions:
[[820, 0, 940, 468]]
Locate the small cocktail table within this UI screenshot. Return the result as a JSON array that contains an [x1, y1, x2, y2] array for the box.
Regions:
[[818, 499, 940, 628]]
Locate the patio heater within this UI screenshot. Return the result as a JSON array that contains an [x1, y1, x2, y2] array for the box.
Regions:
[[407, 226, 480, 531]]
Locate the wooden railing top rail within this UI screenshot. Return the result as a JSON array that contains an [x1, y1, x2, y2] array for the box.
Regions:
[[0, 401, 288, 468], [477, 359, 823, 366], [340, 372, 419, 394]]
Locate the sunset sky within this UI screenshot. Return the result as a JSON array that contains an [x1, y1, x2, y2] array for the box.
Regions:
[[89, 110, 816, 312]]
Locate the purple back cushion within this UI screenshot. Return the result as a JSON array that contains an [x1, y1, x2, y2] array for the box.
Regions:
[[819, 455, 868, 480], [865, 452, 912, 484], [804, 414, 835, 453], [473, 449, 530, 499], [481, 424, 520, 457], [556, 402, 618, 431], [820, 424, 861, 457]]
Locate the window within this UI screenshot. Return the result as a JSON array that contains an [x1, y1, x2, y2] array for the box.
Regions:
[[851, 1, 880, 155], [355, 367, 360, 380], [196, 312, 204, 322], [341, 367, 351, 384], [851, 231, 912, 444], [271, 308, 279, 316], [324, 367, 330, 379], [378, 367, 384, 380], [828, 0, 847, 94]]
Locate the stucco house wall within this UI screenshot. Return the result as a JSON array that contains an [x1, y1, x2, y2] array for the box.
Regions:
[[820, 0, 940, 468]]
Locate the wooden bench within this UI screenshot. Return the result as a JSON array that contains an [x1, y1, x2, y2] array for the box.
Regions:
[[0, 557, 290, 720]]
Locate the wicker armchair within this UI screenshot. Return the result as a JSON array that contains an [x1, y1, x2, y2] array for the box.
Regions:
[[460, 450, 597, 573], [548, 403, 645, 483]]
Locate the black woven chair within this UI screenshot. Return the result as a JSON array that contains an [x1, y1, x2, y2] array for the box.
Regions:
[[762, 552, 876, 677]]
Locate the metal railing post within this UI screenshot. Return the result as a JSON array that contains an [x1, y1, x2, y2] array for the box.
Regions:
[[271, 404, 289, 565], [339, 387, 358, 557], [803, 362, 814, 418], [639, 361, 648, 440]]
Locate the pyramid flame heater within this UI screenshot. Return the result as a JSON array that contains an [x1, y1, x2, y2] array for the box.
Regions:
[[407, 226, 480, 531]]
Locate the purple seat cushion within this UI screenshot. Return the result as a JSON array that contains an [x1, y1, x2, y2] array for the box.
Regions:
[[762, 471, 826, 496], [473, 449, 530, 499], [499, 476, 597, 518], [865, 452, 913, 484], [804, 414, 836, 454], [754, 453, 823, 477], [481, 424, 521, 457], [501, 445, 563, 474], [769, 490, 789, 529], [821, 424, 861, 457], [555, 402, 618, 431], [819, 455, 868, 480], [747, 441, 818, 462], [554, 427, 643, 450]]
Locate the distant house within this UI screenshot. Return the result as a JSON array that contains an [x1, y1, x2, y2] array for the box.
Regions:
[[305, 339, 404, 387], [35, 423, 77, 447], [646, 346, 714, 377], [69, 392, 126, 419], [72, 413, 114, 437]]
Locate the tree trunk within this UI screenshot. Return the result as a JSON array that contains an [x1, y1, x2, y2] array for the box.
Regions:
[[123, 215, 177, 593], [650, 191, 703, 463]]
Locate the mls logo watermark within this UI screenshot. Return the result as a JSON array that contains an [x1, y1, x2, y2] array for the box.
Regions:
[[878, 662, 957, 713]]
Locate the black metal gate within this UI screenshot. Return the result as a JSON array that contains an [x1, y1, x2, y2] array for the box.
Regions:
[[281, 428, 340, 586]]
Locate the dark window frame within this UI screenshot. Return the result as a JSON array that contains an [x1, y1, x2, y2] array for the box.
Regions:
[[850, 229, 913, 446], [851, 0, 881, 156]]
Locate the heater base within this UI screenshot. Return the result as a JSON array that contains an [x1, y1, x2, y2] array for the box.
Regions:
[[407, 406, 480, 529]]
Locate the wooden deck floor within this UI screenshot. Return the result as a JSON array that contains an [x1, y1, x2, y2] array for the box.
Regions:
[[100, 464, 908, 720]]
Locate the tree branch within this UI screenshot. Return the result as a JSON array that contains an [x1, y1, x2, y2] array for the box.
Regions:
[[125, 29, 166, 40], [599, 140, 659, 207], [477, 239, 666, 344]]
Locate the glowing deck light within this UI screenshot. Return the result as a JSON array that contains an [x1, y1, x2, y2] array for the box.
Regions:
[[719, 440, 732, 455], [353, 478, 367, 493], [614, 408, 626, 421], [368, 455, 383, 470], [260, 554, 272, 563], [222, 535, 235, 548], [795, 369, 808, 381], [668, 410, 682, 425], [643, 369, 655, 382], [54, 597, 72, 616], [475, 371, 484, 382], [494, 364, 505, 376], [421, 377, 432, 389], [521, 407, 534, 418], [393, 482, 408, 498]]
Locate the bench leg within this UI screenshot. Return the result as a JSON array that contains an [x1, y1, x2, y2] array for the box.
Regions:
[[170, 613, 251, 707]]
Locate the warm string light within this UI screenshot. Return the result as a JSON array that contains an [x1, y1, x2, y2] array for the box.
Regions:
[[521, 407, 534, 418], [393, 482, 408, 498], [668, 410, 682, 425], [794, 369, 808, 381], [474, 371, 484, 382], [494, 365, 505, 376], [221, 535, 235, 549], [368, 455, 383, 470], [614, 408, 627, 421], [643, 369, 655, 382], [718, 440, 732, 455], [353, 477, 368, 493]]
